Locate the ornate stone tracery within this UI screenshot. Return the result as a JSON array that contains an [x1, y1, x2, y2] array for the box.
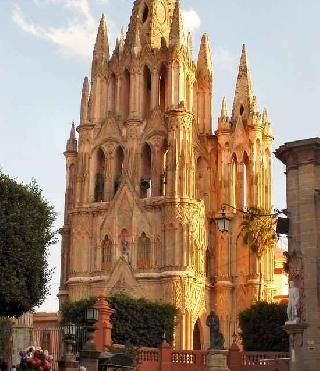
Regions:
[[60, 0, 274, 351]]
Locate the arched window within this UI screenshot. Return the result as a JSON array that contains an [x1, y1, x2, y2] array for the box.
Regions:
[[161, 140, 168, 196], [114, 146, 124, 195], [68, 164, 75, 209], [243, 152, 250, 209], [193, 81, 198, 120], [95, 148, 105, 202], [140, 143, 152, 198], [102, 235, 112, 270], [186, 75, 191, 111], [119, 229, 130, 263], [143, 66, 152, 120], [109, 73, 116, 113], [173, 61, 179, 106], [137, 232, 151, 269], [159, 64, 167, 112], [231, 153, 237, 208], [122, 69, 130, 119]]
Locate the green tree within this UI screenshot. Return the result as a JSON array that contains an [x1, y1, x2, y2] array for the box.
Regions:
[[242, 207, 277, 301], [0, 172, 56, 317], [239, 302, 289, 352]]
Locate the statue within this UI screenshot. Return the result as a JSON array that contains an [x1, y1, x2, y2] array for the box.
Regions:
[[206, 311, 225, 350], [286, 281, 300, 324]]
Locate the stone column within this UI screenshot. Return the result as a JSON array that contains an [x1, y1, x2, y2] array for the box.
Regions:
[[94, 296, 113, 352], [11, 313, 33, 368], [276, 138, 320, 371], [206, 350, 230, 371], [151, 68, 159, 110]]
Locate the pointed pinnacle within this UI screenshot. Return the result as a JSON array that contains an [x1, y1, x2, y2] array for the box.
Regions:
[[70, 121, 76, 139], [239, 43, 251, 76], [262, 107, 269, 124], [169, 0, 184, 47], [82, 76, 89, 95], [95, 14, 109, 57], [197, 33, 213, 74], [66, 121, 77, 152], [221, 97, 228, 118]]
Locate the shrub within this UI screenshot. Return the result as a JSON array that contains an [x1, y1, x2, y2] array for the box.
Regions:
[[60, 294, 177, 348], [239, 302, 289, 352]]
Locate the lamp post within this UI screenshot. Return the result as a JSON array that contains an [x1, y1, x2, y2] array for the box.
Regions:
[[62, 323, 76, 361], [83, 307, 99, 351], [80, 306, 100, 371], [58, 323, 79, 371]]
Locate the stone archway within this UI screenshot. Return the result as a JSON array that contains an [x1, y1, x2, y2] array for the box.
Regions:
[[193, 319, 202, 350]]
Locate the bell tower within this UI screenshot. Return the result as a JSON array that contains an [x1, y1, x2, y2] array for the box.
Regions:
[[59, 0, 274, 350]]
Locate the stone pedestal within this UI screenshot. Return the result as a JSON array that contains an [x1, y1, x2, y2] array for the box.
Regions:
[[80, 350, 100, 371], [206, 350, 230, 371], [58, 359, 79, 371]]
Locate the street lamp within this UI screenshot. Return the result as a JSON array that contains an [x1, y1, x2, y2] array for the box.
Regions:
[[215, 207, 231, 233], [61, 323, 76, 362], [83, 307, 99, 351], [85, 307, 99, 323]]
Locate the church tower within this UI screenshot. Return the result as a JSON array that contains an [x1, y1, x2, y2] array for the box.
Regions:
[[59, 0, 274, 350]]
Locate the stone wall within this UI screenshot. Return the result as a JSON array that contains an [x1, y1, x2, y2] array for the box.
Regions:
[[276, 138, 320, 371]]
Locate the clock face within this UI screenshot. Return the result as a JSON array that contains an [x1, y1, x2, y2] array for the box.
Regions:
[[156, 1, 167, 25]]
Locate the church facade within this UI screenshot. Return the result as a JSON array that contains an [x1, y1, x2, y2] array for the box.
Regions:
[[58, 0, 274, 350]]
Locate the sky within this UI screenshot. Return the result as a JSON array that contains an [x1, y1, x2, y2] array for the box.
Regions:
[[0, 0, 319, 312]]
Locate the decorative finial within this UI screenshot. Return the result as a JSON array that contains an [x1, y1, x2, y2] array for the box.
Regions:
[[221, 97, 228, 118], [66, 121, 77, 152]]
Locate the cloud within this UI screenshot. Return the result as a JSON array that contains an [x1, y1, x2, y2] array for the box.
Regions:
[[12, 1, 104, 60], [182, 8, 201, 34]]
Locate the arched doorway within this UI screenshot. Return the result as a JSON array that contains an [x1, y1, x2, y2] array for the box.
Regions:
[[193, 319, 201, 350]]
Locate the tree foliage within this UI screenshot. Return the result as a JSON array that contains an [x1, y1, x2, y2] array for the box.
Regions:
[[60, 294, 177, 348], [241, 207, 277, 300], [239, 302, 289, 352], [60, 297, 97, 325], [108, 294, 177, 348], [0, 173, 56, 317]]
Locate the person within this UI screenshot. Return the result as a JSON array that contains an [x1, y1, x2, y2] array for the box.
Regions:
[[286, 281, 300, 323]]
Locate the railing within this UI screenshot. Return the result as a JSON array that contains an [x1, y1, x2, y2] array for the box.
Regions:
[[171, 350, 207, 370], [138, 348, 160, 371], [32, 327, 63, 371], [241, 352, 289, 370]]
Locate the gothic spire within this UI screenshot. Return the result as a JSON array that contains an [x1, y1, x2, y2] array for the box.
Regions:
[[94, 14, 109, 59], [169, 0, 184, 48], [66, 122, 78, 152], [80, 77, 89, 125], [197, 33, 213, 77], [232, 44, 255, 122]]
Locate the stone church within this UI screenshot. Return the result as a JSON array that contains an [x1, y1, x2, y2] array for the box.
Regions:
[[58, 0, 274, 350]]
